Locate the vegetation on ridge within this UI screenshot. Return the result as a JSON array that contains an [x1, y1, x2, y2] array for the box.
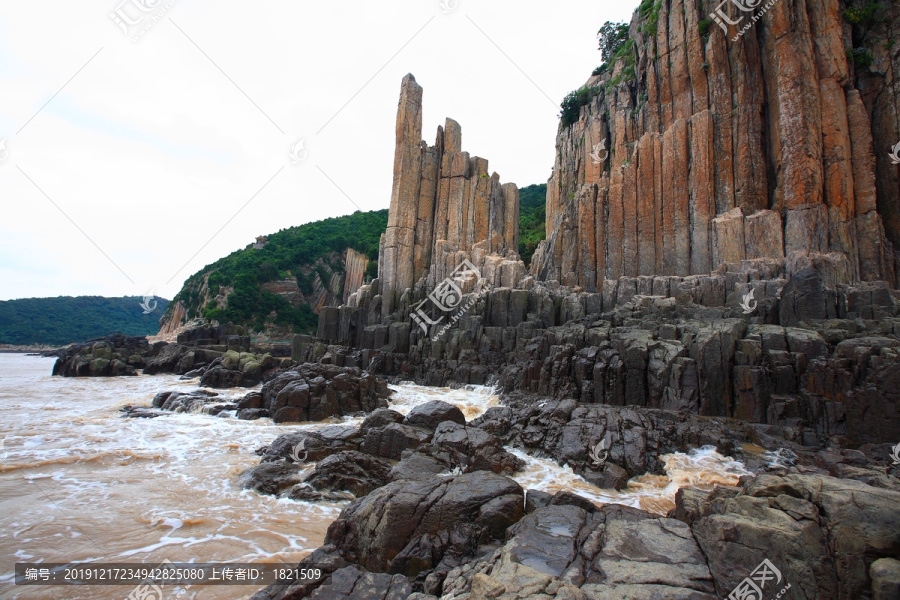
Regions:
[[166, 210, 389, 335], [518, 184, 548, 267], [0, 296, 170, 346]]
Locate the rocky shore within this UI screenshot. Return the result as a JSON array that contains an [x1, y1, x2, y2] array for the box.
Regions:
[[51, 325, 293, 386], [234, 388, 900, 600]]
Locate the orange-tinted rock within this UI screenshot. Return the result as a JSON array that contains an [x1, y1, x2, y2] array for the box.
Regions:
[[379, 75, 524, 313], [528, 0, 897, 288]]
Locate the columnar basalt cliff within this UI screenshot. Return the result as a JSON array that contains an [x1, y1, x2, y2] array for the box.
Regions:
[[310, 22, 900, 446], [378, 74, 524, 316], [531, 0, 899, 291], [342, 248, 369, 304]]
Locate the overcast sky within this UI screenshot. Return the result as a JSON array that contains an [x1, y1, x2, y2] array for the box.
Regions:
[[0, 0, 637, 302]]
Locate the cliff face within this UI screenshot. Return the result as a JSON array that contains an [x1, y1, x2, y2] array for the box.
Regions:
[[379, 74, 523, 315], [532, 0, 899, 290]]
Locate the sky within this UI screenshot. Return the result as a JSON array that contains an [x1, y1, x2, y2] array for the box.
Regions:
[[0, 0, 637, 302]]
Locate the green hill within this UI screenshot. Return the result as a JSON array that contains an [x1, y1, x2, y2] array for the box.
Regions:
[[164, 185, 547, 338], [163, 209, 389, 336], [519, 183, 547, 267], [0, 296, 170, 346]]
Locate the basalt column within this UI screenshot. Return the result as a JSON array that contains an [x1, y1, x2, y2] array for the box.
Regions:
[[531, 0, 899, 291], [380, 74, 522, 315]]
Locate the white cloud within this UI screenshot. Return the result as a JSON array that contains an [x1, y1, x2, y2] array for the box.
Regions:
[[0, 0, 637, 301]]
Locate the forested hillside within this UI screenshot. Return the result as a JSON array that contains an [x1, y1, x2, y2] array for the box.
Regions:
[[161, 210, 389, 336], [0, 296, 169, 346], [519, 183, 547, 267]]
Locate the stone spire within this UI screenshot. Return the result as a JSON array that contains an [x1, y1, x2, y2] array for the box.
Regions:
[[380, 74, 522, 315]]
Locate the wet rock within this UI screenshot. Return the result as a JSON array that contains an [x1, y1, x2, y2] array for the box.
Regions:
[[430, 421, 524, 475], [239, 462, 305, 496], [524, 489, 553, 513], [404, 400, 466, 430], [549, 490, 598, 513], [200, 365, 246, 388], [260, 428, 361, 465], [359, 423, 432, 460], [299, 450, 393, 498], [359, 408, 405, 431], [309, 565, 412, 600], [237, 408, 269, 420], [583, 462, 629, 490], [260, 364, 391, 423], [324, 471, 524, 588], [476, 400, 746, 479], [121, 406, 165, 418], [248, 545, 348, 600], [154, 390, 223, 413], [237, 392, 263, 410], [390, 451, 451, 481]]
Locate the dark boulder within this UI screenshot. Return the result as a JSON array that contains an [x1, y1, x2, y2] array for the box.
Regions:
[[260, 364, 391, 423], [390, 451, 452, 481], [297, 450, 393, 498], [359, 408, 406, 431], [259, 427, 361, 465], [359, 423, 432, 460], [200, 365, 245, 388], [237, 408, 269, 420], [430, 421, 524, 475], [324, 471, 524, 589], [404, 400, 466, 430], [239, 462, 305, 496]]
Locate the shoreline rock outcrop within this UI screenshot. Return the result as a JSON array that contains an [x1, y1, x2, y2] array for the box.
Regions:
[[247, 389, 900, 599], [52, 325, 292, 386]]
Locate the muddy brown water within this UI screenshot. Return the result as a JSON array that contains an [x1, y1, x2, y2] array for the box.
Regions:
[[0, 354, 748, 599]]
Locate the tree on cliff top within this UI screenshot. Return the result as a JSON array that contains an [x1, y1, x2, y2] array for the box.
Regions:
[[598, 21, 629, 61]]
